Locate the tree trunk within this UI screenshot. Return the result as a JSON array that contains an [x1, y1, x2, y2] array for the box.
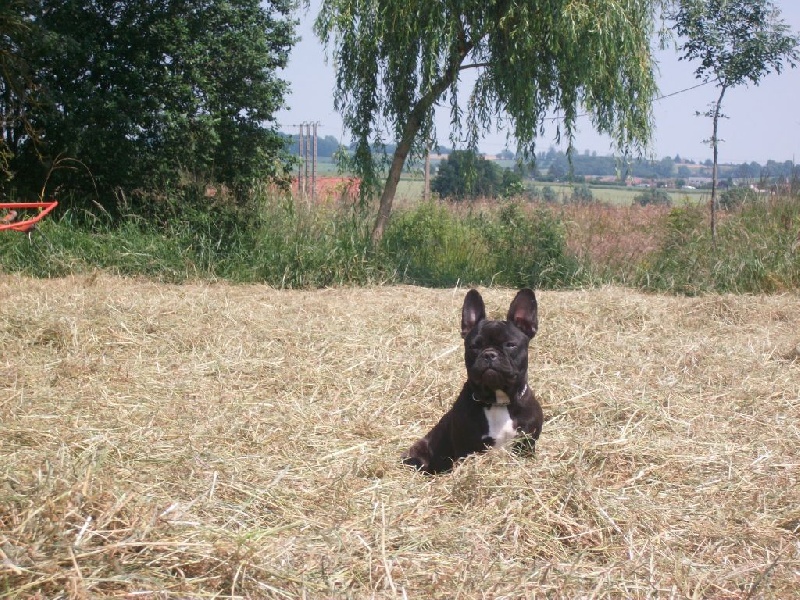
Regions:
[[370, 60, 466, 244], [371, 123, 417, 244], [710, 86, 727, 247]]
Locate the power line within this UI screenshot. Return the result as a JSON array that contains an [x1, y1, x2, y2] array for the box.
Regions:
[[654, 79, 715, 102], [278, 79, 717, 136], [539, 79, 716, 124]]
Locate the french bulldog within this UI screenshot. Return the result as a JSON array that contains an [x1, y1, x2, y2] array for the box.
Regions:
[[403, 288, 544, 474]]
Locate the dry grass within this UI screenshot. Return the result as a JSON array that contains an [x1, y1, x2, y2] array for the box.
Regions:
[[559, 203, 671, 270], [1, 275, 799, 599]]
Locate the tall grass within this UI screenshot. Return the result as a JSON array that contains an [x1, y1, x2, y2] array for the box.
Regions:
[[245, 194, 380, 287], [1, 187, 798, 293], [0, 191, 383, 286], [636, 198, 800, 293], [380, 201, 582, 288]]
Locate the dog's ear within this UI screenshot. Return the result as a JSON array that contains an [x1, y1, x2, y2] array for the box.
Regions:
[[507, 289, 538, 338], [461, 289, 486, 338]]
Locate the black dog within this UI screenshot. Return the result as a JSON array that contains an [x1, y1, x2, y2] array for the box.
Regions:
[[403, 288, 543, 474]]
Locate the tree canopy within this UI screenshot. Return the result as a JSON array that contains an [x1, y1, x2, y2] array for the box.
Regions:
[[0, 0, 38, 185], [316, 0, 661, 240], [2, 0, 296, 211], [431, 150, 521, 200], [672, 0, 799, 90]]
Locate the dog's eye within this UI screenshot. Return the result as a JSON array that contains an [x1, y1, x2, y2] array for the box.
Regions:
[[504, 342, 517, 350]]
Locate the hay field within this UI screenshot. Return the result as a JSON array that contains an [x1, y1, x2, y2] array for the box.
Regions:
[[1, 275, 799, 598]]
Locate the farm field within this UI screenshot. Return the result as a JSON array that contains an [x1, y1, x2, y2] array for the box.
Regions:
[[2, 275, 799, 598], [310, 158, 709, 206], [569, 183, 707, 206], [374, 176, 706, 206]]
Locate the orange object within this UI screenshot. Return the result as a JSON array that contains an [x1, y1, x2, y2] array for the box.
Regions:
[[0, 201, 58, 232]]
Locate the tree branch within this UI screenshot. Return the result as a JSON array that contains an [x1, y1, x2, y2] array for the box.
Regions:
[[460, 62, 490, 70]]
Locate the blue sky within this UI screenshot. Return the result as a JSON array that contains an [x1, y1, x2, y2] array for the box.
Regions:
[[275, 1, 800, 164]]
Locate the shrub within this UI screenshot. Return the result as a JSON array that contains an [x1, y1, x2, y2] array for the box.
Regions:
[[247, 191, 379, 287], [380, 201, 583, 288], [569, 184, 594, 205], [635, 197, 800, 293], [380, 202, 492, 286], [718, 186, 757, 210], [541, 186, 557, 203], [633, 188, 672, 207], [477, 202, 583, 288]]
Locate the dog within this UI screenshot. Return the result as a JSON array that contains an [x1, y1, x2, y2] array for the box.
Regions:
[[403, 288, 543, 474]]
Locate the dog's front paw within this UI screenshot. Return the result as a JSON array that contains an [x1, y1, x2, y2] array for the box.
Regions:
[[512, 432, 537, 457], [402, 455, 428, 472]]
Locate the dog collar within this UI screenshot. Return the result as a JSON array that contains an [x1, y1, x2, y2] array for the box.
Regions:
[[472, 383, 528, 407]]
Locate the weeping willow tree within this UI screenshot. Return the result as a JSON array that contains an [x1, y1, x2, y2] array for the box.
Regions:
[[315, 0, 663, 242]]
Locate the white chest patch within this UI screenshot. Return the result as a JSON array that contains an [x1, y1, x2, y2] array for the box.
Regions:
[[483, 405, 517, 448], [494, 390, 511, 406]]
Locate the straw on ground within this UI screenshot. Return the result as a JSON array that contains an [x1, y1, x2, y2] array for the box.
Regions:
[[1, 275, 798, 598]]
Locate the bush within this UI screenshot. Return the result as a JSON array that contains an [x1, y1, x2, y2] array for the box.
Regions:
[[4, 188, 797, 295], [379, 202, 492, 286], [0, 187, 382, 287], [541, 186, 558, 203], [633, 188, 672, 207], [247, 192, 379, 287], [482, 202, 583, 288], [569, 184, 594, 205], [380, 201, 584, 288], [718, 186, 757, 210]]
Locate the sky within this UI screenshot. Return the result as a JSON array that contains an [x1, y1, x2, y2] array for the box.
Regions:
[[275, 1, 800, 165]]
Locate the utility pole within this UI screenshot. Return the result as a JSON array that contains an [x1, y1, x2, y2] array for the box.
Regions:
[[304, 122, 311, 198], [424, 144, 431, 201], [312, 122, 318, 201], [294, 121, 320, 199], [297, 124, 304, 196]]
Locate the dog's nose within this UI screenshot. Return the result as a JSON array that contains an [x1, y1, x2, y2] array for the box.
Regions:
[[482, 348, 499, 362]]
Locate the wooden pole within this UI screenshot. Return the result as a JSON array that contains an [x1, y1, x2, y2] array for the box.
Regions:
[[297, 124, 304, 196], [312, 122, 318, 201], [304, 123, 311, 199], [424, 144, 431, 201]]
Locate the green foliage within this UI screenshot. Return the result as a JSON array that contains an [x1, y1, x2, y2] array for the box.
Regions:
[[3, 190, 798, 295], [671, 0, 799, 89], [431, 150, 520, 200], [380, 201, 582, 288], [0, 188, 381, 287], [633, 188, 672, 207], [247, 192, 379, 287], [5, 0, 295, 211], [484, 202, 582, 288], [379, 203, 493, 286], [0, 0, 32, 183], [501, 170, 525, 199], [541, 186, 558, 203], [718, 186, 757, 210]]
